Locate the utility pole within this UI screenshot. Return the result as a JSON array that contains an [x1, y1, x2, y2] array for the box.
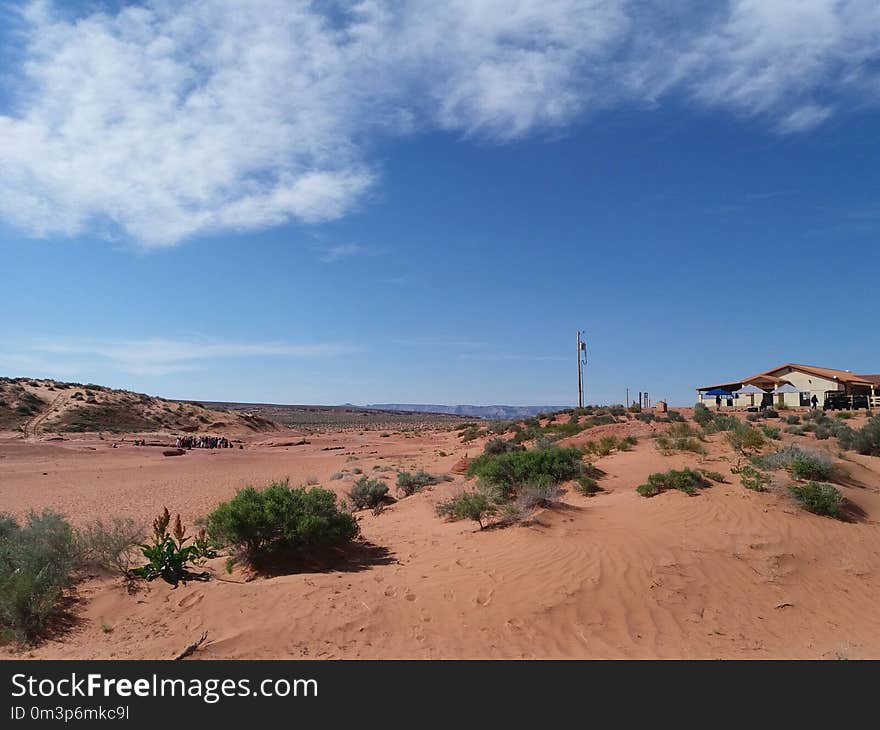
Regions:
[[626, 387, 629, 409], [576, 331, 586, 409]]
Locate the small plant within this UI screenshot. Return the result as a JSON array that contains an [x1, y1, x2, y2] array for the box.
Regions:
[[693, 402, 713, 427], [656, 422, 705, 454], [667, 411, 685, 422], [789, 482, 843, 518], [132, 508, 212, 585], [839, 416, 880, 456], [515, 480, 563, 510], [733, 464, 771, 492], [435, 491, 496, 529], [348, 476, 389, 510], [760, 424, 781, 440], [396, 470, 451, 496], [637, 468, 710, 497], [74, 517, 144, 576], [725, 423, 765, 453], [752, 445, 833, 481], [482, 438, 525, 456], [786, 415, 801, 425], [574, 475, 601, 495], [698, 469, 726, 483]]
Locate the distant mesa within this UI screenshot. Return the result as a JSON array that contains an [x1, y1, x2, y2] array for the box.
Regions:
[[365, 404, 567, 419]]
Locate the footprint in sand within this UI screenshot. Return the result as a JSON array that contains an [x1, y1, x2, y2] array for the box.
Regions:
[[177, 592, 204, 610]]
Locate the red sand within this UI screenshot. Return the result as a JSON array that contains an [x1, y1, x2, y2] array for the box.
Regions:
[[2, 414, 879, 660]]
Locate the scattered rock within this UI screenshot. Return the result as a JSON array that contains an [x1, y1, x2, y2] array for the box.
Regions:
[[163, 448, 186, 457]]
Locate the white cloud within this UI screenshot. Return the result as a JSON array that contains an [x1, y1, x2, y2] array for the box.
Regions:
[[28, 337, 357, 376], [317, 243, 367, 263], [1, 0, 879, 247]]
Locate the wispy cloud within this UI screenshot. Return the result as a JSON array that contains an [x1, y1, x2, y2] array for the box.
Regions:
[[457, 353, 567, 363], [0, 1, 878, 247], [394, 336, 488, 350], [316, 243, 367, 263], [25, 337, 358, 376]]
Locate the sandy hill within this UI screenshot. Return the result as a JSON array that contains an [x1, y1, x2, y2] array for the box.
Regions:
[[0, 377, 278, 438]]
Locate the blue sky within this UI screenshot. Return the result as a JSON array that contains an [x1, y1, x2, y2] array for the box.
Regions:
[[1, 1, 879, 406]]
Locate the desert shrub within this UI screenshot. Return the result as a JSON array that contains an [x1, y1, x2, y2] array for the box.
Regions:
[[132, 508, 212, 585], [732, 464, 771, 492], [764, 409, 779, 419], [698, 469, 726, 483], [574, 475, 601, 495], [840, 416, 880, 456], [814, 425, 832, 440], [784, 425, 805, 435], [515, 481, 563, 510], [786, 415, 801, 425], [760, 424, 781, 440], [753, 446, 833, 481], [656, 422, 705, 454], [0, 511, 75, 643], [396, 470, 451, 496], [636, 469, 710, 497], [206, 481, 358, 561], [467, 447, 584, 501], [789, 483, 843, 517], [835, 411, 854, 420], [693, 402, 713, 427], [667, 411, 685, 422], [609, 405, 626, 417], [348, 476, 390, 509], [725, 423, 765, 453], [635, 412, 655, 423], [706, 413, 740, 433], [435, 491, 496, 529], [74, 517, 144, 576], [745, 413, 760, 422]]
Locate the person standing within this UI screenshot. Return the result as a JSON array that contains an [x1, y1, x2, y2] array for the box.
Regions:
[[715, 394, 722, 411], [811, 394, 818, 410]]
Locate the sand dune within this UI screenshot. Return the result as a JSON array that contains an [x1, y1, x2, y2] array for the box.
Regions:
[[1, 412, 879, 660]]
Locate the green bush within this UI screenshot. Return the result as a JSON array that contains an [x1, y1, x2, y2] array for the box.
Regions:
[[396, 470, 451, 496], [435, 491, 496, 529], [753, 446, 833, 481], [656, 422, 705, 454], [467, 447, 584, 501], [839, 416, 880, 456], [635, 412, 655, 423], [693, 402, 713, 427], [725, 422, 765, 453], [0, 511, 75, 643], [206, 481, 358, 562], [667, 411, 685, 422], [760, 424, 781, 440], [786, 415, 801, 425], [575, 475, 601, 495], [789, 483, 843, 517], [764, 409, 779, 419], [636, 469, 710, 497], [698, 469, 726, 483], [732, 464, 771, 492], [348, 476, 390, 510], [483, 438, 525, 456]]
